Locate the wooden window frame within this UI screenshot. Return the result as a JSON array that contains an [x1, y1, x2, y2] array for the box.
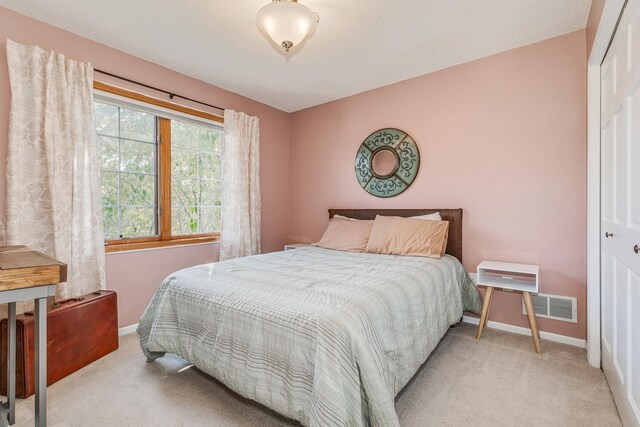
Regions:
[[94, 81, 223, 253]]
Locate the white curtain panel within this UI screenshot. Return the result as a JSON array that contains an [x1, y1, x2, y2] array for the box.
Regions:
[[220, 110, 261, 261], [4, 40, 106, 307]]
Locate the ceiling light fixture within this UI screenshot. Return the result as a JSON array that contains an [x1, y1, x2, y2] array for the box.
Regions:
[[257, 0, 319, 53]]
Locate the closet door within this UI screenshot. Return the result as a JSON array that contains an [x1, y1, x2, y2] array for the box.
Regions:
[[601, 1, 640, 426]]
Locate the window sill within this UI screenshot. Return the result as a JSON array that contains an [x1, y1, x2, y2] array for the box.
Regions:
[[104, 236, 220, 253]]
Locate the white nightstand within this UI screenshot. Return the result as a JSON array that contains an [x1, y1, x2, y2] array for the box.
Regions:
[[284, 243, 310, 250], [475, 260, 541, 353]]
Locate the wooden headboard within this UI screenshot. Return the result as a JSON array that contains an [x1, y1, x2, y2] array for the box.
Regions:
[[328, 209, 464, 262]]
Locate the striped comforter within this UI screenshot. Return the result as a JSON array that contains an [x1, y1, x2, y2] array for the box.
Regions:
[[138, 246, 482, 426]]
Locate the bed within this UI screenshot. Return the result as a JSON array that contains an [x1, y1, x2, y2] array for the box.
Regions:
[[137, 209, 482, 427]]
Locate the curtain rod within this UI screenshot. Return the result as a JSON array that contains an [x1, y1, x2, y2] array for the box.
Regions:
[[94, 68, 225, 112]]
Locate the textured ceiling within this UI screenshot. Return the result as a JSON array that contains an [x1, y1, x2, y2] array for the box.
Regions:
[[0, 0, 591, 112]]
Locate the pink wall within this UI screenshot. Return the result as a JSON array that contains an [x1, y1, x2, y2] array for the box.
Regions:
[[586, 0, 607, 57], [289, 31, 588, 339], [0, 7, 290, 327], [106, 244, 220, 327]]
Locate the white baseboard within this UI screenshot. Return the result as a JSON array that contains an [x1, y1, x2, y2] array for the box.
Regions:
[[118, 323, 138, 336], [461, 316, 586, 349]]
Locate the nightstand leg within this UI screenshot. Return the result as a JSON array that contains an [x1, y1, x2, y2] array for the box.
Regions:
[[523, 291, 541, 353], [483, 288, 494, 328], [476, 287, 493, 339]]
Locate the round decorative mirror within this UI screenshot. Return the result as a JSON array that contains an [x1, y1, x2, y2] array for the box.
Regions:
[[355, 128, 420, 198], [371, 148, 399, 178]]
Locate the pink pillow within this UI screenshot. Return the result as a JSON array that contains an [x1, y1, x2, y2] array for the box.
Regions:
[[365, 215, 449, 258], [313, 217, 374, 252]]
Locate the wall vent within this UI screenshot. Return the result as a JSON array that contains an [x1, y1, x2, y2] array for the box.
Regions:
[[522, 293, 577, 323]]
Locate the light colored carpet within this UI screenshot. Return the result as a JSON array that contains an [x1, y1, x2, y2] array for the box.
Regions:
[[8, 324, 620, 427]]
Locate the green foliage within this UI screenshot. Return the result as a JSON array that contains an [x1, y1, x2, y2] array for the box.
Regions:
[[95, 103, 118, 136], [95, 101, 222, 239], [119, 107, 155, 142], [171, 119, 222, 236], [96, 101, 157, 239]]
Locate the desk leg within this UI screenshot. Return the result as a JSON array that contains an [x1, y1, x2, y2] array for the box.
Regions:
[[7, 302, 15, 426], [34, 298, 46, 427]]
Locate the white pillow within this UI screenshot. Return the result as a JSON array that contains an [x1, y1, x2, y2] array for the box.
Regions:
[[335, 212, 442, 221], [333, 214, 359, 221], [411, 212, 442, 221]]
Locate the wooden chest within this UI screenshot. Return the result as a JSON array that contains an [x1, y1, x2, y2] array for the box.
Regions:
[[0, 290, 118, 398]]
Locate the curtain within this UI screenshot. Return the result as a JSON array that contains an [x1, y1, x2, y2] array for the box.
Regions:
[[4, 40, 106, 309], [219, 110, 261, 261]]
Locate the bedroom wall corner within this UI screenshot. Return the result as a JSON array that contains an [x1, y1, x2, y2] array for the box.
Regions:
[[288, 30, 588, 340]]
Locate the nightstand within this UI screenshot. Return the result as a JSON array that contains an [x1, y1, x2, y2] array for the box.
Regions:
[[284, 243, 310, 250], [475, 260, 541, 353]]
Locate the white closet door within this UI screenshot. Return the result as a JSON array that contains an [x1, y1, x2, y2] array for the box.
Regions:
[[601, 1, 640, 426]]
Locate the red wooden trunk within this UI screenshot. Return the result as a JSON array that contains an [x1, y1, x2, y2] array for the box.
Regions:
[[0, 290, 118, 398]]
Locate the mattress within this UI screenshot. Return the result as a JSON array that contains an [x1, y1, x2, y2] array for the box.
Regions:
[[138, 246, 482, 426]]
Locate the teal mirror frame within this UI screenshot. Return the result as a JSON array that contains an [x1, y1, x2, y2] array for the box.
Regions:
[[355, 128, 420, 198]]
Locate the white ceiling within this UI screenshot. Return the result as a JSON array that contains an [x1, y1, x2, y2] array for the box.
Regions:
[[0, 0, 592, 112]]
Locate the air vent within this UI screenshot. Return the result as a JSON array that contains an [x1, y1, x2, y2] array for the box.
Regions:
[[522, 293, 577, 323], [532, 295, 548, 316]]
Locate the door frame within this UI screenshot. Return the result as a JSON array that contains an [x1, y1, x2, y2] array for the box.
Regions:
[[586, 0, 627, 368]]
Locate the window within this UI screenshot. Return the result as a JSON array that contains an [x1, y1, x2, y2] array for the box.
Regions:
[[94, 82, 223, 252], [171, 119, 222, 235], [96, 103, 158, 239]]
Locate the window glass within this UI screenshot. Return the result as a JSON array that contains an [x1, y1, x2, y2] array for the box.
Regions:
[[95, 96, 223, 245], [171, 120, 222, 235], [95, 101, 157, 239]]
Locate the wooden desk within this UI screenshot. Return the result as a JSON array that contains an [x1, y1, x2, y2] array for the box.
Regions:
[[0, 246, 66, 427]]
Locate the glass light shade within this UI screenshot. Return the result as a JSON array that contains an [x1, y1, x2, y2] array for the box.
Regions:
[[257, 1, 318, 52]]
